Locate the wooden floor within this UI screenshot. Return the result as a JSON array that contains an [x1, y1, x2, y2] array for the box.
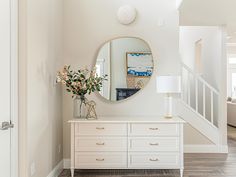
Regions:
[[59, 126, 236, 177]]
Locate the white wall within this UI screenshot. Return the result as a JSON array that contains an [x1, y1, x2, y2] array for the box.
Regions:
[[179, 26, 222, 123], [179, 26, 222, 89], [62, 0, 181, 159], [179, 26, 228, 146], [21, 0, 64, 176]]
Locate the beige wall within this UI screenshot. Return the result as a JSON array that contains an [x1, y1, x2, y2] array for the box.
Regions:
[[19, 1, 222, 173], [62, 0, 213, 159], [19, 0, 28, 176], [184, 124, 211, 144], [20, 0, 64, 176]]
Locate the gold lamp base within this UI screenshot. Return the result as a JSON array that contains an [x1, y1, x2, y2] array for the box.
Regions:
[[164, 115, 173, 119]]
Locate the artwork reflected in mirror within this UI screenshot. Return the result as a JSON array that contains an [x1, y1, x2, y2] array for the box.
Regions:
[[95, 37, 154, 101]]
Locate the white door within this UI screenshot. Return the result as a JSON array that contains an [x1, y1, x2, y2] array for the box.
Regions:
[[0, 0, 16, 176]]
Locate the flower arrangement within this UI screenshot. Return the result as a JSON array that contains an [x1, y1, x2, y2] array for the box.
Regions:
[[56, 65, 107, 118], [56, 65, 107, 97]]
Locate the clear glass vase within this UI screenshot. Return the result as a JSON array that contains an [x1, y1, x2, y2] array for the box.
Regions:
[[73, 95, 87, 118]]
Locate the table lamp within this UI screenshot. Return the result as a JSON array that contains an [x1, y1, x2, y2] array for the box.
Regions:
[[156, 76, 181, 118]]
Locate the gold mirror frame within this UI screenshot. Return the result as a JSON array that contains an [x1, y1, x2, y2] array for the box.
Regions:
[[95, 37, 154, 102]]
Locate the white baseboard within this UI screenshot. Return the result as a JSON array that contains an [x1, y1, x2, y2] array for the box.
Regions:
[[63, 159, 71, 169], [47, 160, 64, 177], [219, 145, 229, 153], [184, 144, 228, 153]]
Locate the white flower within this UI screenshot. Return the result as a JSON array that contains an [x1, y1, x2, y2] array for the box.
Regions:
[[56, 77, 61, 82]]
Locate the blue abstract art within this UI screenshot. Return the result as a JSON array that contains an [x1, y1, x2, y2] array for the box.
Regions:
[[127, 52, 153, 77]]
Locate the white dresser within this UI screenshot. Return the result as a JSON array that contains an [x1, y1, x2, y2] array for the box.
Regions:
[[69, 117, 185, 177]]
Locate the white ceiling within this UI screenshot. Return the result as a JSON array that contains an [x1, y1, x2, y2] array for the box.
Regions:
[[179, 0, 236, 43]]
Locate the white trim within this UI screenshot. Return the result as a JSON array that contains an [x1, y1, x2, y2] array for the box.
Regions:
[[10, 0, 18, 176], [97, 58, 105, 62], [227, 43, 236, 47], [220, 145, 229, 153], [63, 159, 71, 169], [184, 145, 228, 153], [47, 160, 64, 177]]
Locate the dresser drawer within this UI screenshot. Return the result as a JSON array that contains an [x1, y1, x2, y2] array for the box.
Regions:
[[128, 153, 180, 168], [129, 123, 179, 136], [129, 137, 179, 152], [75, 152, 127, 169], [75, 123, 127, 136], [75, 137, 127, 152]]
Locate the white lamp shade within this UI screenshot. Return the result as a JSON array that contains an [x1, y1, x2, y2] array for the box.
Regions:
[[156, 76, 181, 93]]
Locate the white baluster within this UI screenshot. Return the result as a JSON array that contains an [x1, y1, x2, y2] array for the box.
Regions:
[[195, 78, 198, 112], [211, 91, 214, 123], [181, 69, 184, 101], [187, 73, 190, 105], [181, 62, 219, 128], [203, 84, 206, 118]]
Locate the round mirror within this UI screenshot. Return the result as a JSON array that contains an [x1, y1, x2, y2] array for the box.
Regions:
[[95, 37, 153, 101]]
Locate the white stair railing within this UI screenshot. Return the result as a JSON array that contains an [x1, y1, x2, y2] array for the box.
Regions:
[[181, 62, 219, 128]]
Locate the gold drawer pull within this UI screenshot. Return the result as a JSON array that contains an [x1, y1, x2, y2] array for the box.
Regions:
[[96, 127, 105, 130], [149, 158, 159, 162], [149, 143, 159, 146], [149, 128, 159, 130], [96, 158, 105, 161], [96, 142, 105, 146]]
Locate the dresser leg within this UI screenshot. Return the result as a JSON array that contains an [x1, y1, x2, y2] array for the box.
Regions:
[[71, 168, 74, 177], [180, 169, 184, 177]]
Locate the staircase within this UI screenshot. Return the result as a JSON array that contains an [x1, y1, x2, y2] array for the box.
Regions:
[[178, 62, 220, 144]]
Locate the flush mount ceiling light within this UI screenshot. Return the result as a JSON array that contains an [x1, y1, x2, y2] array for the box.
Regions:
[[117, 5, 136, 25]]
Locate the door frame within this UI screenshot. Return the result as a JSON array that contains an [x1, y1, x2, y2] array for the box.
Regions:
[[10, 0, 18, 176], [227, 54, 236, 97]]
